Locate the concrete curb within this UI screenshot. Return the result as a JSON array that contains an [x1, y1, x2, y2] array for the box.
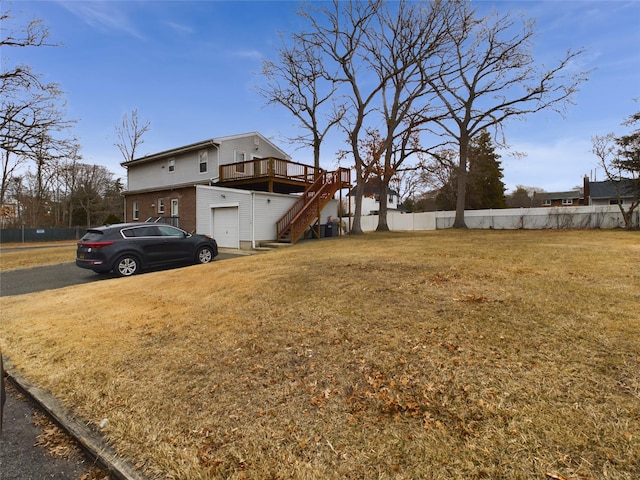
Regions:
[[5, 360, 147, 480]]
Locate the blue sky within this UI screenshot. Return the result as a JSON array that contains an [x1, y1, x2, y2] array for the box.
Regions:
[[4, 0, 640, 193]]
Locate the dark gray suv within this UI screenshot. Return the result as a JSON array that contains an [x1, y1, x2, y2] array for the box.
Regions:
[[76, 223, 218, 276]]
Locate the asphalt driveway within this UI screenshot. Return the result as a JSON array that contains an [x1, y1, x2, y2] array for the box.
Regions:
[[0, 250, 243, 297]]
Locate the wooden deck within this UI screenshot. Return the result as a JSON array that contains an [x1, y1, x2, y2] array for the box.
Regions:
[[218, 157, 323, 194]]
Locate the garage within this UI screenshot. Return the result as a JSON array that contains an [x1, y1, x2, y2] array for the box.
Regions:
[[211, 206, 239, 248]]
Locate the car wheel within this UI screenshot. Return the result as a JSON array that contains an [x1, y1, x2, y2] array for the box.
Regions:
[[196, 246, 214, 264], [115, 255, 139, 277]]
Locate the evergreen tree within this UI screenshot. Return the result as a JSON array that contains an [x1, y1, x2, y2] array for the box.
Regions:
[[435, 131, 506, 210], [465, 131, 507, 209]]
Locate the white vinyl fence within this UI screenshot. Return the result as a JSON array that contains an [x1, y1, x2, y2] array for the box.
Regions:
[[354, 205, 638, 232]]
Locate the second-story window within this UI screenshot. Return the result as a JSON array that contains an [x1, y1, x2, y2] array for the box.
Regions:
[[199, 150, 208, 173], [168, 158, 175, 172], [235, 151, 246, 173]]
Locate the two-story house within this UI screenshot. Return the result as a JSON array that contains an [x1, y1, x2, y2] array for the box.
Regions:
[[122, 132, 350, 248]]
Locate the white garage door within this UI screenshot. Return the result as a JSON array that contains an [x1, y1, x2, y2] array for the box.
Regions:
[[212, 206, 239, 248]]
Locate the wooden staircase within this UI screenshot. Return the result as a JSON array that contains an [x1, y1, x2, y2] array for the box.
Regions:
[[276, 168, 351, 244]]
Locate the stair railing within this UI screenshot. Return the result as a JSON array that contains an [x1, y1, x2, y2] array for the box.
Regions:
[[276, 168, 350, 244]]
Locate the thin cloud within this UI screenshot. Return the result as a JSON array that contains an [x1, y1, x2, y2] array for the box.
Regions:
[[57, 1, 145, 40], [231, 49, 264, 61], [166, 21, 195, 35]]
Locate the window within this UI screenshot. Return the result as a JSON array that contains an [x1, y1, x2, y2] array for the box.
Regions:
[[543, 199, 552, 206], [168, 158, 175, 172], [609, 199, 622, 205], [124, 226, 158, 237], [235, 150, 246, 173], [199, 150, 208, 173], [171, 199, 179, 217], [133, 201, 139, 220], [562, 198, 573, 205], [157, 198, 164, 214], [388, 194, 394, 204], [157, 225, 184, 237]]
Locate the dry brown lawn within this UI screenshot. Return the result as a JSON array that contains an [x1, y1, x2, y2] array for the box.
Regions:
[[1, 230, 639, 480], [0, 242, 76, 271]]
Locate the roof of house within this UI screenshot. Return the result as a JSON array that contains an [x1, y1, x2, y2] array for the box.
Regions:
[[535, 190, 582, 201], [348, 178, 399, 197], [122, 132, 290, 167], [589, 179, 637, 199]]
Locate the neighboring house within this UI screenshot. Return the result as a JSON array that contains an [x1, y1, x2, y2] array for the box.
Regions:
[[122, 132, 348, 248], [345, 179, 404, 215], [583, 177, 638, 206], [533, 189, 584, 207]]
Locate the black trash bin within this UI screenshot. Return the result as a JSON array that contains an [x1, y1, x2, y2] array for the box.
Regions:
[[324, 222, 334, 237]]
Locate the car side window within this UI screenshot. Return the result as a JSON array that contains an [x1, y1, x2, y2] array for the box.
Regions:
[[157, 225, 185, 237], [122, 226, 159, 238], [136, 226, 160, 237]]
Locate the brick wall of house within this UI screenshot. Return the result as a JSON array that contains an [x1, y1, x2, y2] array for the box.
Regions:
[[123, 187, 197, 232]]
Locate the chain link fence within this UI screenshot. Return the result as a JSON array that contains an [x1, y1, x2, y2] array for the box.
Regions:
[[0, 227, 83, 244]]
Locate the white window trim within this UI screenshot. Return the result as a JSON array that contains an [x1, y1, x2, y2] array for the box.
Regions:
[[199, 150, 208, 174], [168, 158, 175, 173], [157, 198, 164, 214], [562, 198, 573, 205], [133, 201, 139, 220]]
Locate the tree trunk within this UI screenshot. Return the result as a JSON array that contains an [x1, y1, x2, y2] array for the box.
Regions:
[[453, 138, 469, 228], [350, 177, 365, 235], [376, 179, 390, 231]]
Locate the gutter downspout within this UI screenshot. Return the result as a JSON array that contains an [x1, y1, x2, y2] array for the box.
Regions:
[[251, 192, 256, 249]]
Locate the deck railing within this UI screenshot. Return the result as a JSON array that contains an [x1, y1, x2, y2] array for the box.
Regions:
[[219, 157, 322, 184]]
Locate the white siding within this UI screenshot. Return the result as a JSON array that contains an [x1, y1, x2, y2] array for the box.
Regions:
[[196, 186, 339, 248], [196, 187, 252, 241], [126, 133, 290, 192], [128, 145, 218, 191], [217, 134, 290, 166]]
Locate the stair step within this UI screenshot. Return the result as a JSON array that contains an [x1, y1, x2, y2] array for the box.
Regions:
[[260, 241, 292, 248]]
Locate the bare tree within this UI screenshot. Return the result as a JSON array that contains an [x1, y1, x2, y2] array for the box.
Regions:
[[592, 113, 640, 230], [114, 109, 150, 163], [293, 0, 385, 234], [427, 5, 589, 228], [367, 0, 458, 231], [0, 11, 72, 206], [259, 35, 344, 172], [74, 163, 116, 227]]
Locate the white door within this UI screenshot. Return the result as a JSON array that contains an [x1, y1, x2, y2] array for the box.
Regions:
[[212, 206, 239, 248]]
